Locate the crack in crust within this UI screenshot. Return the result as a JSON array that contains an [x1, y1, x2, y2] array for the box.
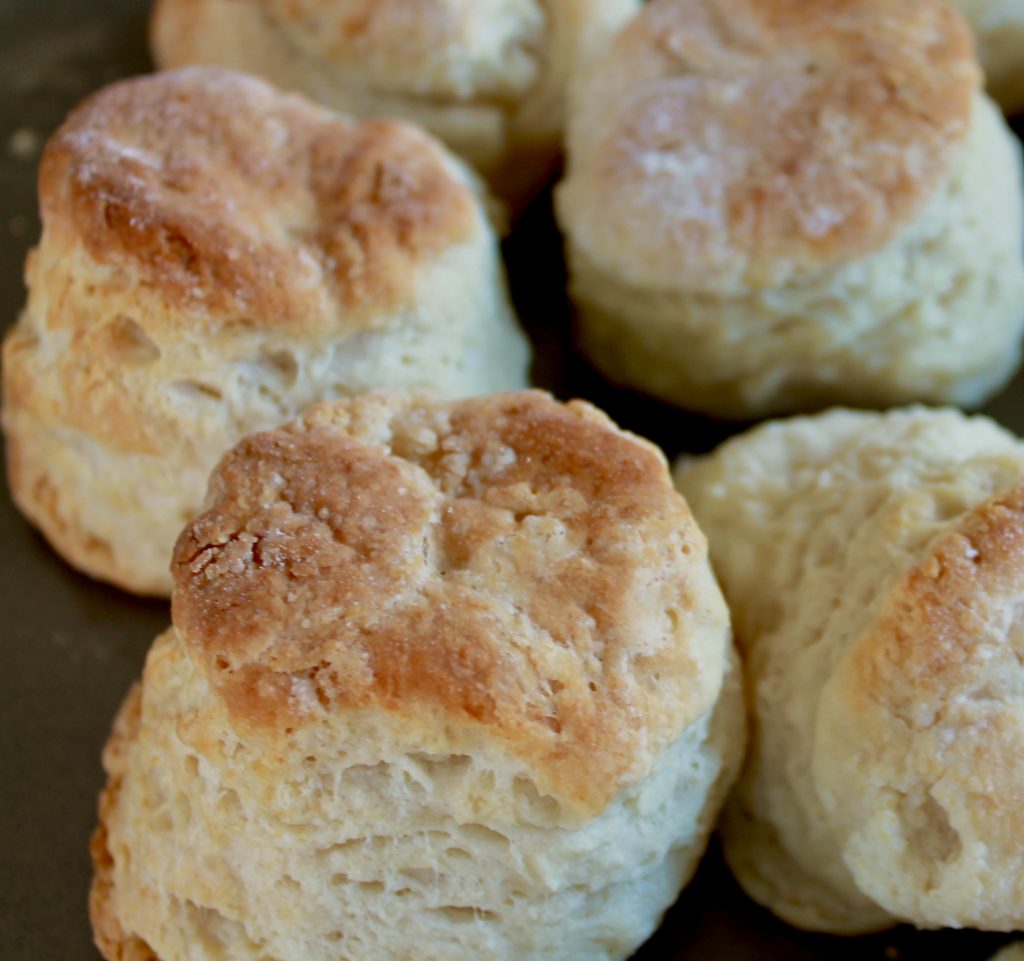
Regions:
[[170, 390, 729, 816], [40, 66, 479, 333]]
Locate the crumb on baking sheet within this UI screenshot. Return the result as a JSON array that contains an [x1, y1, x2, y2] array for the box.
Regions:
[[8, 127, 39, 159]]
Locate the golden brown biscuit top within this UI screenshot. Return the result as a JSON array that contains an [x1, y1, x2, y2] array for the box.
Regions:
[[172, 391, 727, 816], [40, 66, 479, 336], [257, 0, 545, 99], [851, 482, 1024, 728], [816, 481, 1024, 908], [559, 0, 977, 292]]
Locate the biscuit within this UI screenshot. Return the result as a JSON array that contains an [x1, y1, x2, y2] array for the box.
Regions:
[[89, 390, 744, 961], [951, 0, 1024, 111], [676, 407, 1024, 932], [556, 0, 1024, 418], [1, 67, 529, 597], [150, 0, 640, 205]]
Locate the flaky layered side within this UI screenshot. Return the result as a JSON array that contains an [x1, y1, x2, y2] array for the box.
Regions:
[[92, 389, 741, 958], [150, 0, 639, 204], [1, 67, 529, 596], [556, 0, 1024, 418], [90, 391, 744, 961], [676, 407, 1024, 932]]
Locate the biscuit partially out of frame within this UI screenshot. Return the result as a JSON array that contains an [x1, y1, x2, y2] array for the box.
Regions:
[[557, 0, 1024, 418], [677, 407, 1024, 932]]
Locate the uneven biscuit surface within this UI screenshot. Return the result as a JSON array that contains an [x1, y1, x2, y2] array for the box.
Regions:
[[677, 408, 1024, 932], [559, 0, 977, 293], [173, 390, 728, 815], [40, 63, 477, 330], [90, 687, 160, 961], [564, 89, 1024, 417], [91, 391, 743, 961], [2, 67, 528, 595], [151, 0, 640, 201], [556, 0, 1024, 419]]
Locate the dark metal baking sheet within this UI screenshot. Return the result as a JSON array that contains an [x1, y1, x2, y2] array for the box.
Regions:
[[0, 2, 1016, 957]]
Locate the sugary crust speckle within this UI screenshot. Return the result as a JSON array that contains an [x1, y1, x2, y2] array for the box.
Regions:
[[40, 66, 478, 334], [149, 0, 641, 204], [171, 390, 729, 815], [1, 65, 528, 597], [558, 0, 978, 292], [850, 484, 1024, 718]]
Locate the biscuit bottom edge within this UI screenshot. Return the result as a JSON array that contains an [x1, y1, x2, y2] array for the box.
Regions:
[[89, 685, 161, 961], [720, 798, 895, 936]]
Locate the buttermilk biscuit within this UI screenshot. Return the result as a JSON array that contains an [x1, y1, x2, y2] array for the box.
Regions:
[[556, 0, 1024, 419], [676, 407, 1024, 933], [89, 390, 744, 961], [150, 0, 640, 204], [951, 0, 1024, 112], [1, 67, 529, 597]]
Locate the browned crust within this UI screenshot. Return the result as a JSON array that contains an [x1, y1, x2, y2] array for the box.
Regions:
[[39, 66, 478, 336], [151, 0, 537, 101], [564, 0, 978, 287], [148, 0, 570, 202], [89, 685, 162, 961], [170, 391, 723, 814], [851, 482, 1024, 718]]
